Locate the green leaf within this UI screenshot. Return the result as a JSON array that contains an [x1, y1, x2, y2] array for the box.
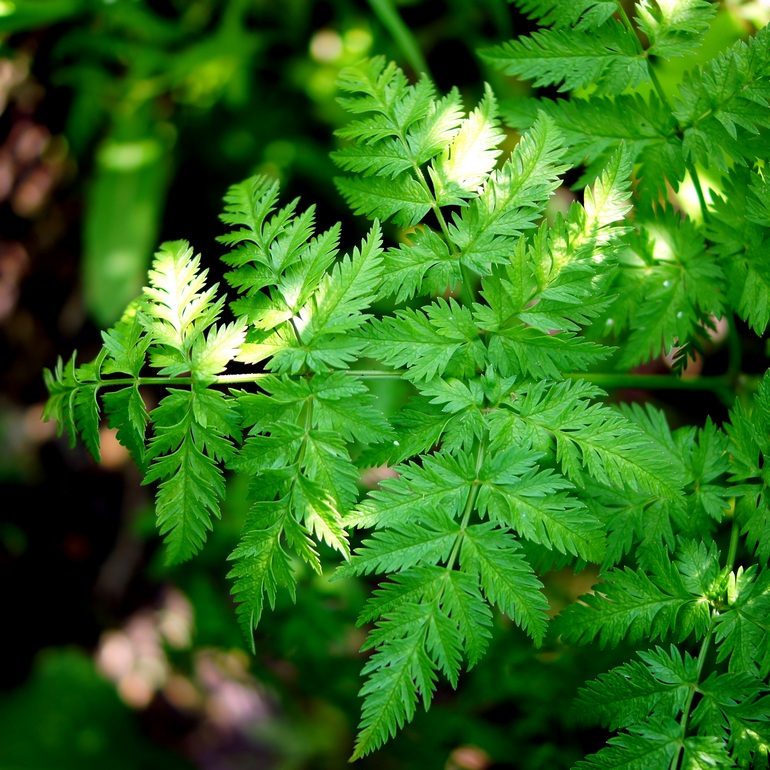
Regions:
[[504, 93, 682, 203], [144, 388, 238, 564], [102, 385, 148, 470], [488, 380, 685, 501], [461, 523, 549, 644], [558, 549, 709, 647], [345, 516, 460, 576], [577, 646, 694, 730], [477, 445, 605, 561], [450, 114, 570, 272], [227, 500, 297, 648], [292, 473, 350, 558], [430, 84, 505, 205], [512, 0, 618, 30], [708, 167, 770, 335], [349, 449, 474, 529], [301, 221, 384, 342], [574, 718, 681, 769], [363, 299, 485, 383], [480, 22, 647, 95], [141, 241, 223, 374], [637, 0, 716, 60], [673, 25, 770, 170]]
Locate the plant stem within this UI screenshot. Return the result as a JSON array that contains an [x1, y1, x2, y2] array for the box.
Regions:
[[686, 162, 710, 223], [348, 369, 406, 379], [446, 440, 486, 570], [367, 0, 431, 78], [725, 515, 740, 573], [670, 619, 714, 770], [671, 516, 740, 769], [647, 64, 672, 109], [569, 372, 734, 401], [87, 368, 407, 390]]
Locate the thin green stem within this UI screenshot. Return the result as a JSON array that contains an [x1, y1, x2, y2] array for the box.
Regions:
[[349, 369, 406, 379], [670, 620, 714, 770], [725, 515, 740, 573], [446, 440, 486, 570], [409, 155, 477, 305], [647, 64, 673, 109], [671, 515, 740, 769], [410, 159, 453, 241], [367, 0, 431, 78], [614, 1, 676, 114], [686, 162, 710, 222], [84, 368, 406, 390], [92, 375, 198, 387], [616, 2, 645, 55], [569, 372, 734, 401]]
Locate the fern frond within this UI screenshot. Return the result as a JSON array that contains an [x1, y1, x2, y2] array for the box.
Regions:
[[362, 301, 484, 383], [504, 93, 682, 202], [637, 0, 716, 60], [352, 600, 439, 760], [475, 444, 605, 560], [713, 567, 770, 674], [227, 499, 298, 649], [480, 22, 647, 95], [102, 386, 148, 470], [348, 450, 474, 529], [301, 220, 383, 341], [430, 84, 505, 205], [334, 175, 434, 229], [344, 517, 460, 576], [488, 380, 687, 499], [708, 166, 770, 335], [574, 717, 682, 769], [558, 548, 711, 647], [144, 387, 239, 564], [449, 114, 569, 274], [141, 241, 224, 375], [218, 174, 286, 250], [576, 646, 695, 730], [673, 25, 770, 170], [101, 310, 151, 377], [441, 570, 494, 667], [42, 352, 103, 460], [601, 208, 723, 369], [512, 0, 619, 30], [460, 522, 550, 644], [335, 57, 437, 141]]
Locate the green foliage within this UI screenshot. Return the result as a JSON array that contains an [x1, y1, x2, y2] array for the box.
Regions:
[[43, 4, 770, 767]]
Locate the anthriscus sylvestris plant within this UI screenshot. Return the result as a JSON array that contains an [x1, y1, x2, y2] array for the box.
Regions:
[[45, 2, 770, 765]]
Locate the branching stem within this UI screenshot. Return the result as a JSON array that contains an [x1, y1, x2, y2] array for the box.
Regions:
[[670, 619, 714, 770], [446, 440, 486, 570], [671, 516, 740, 769]]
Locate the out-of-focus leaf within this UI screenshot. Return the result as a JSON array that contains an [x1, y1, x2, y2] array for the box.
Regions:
[[83, 115, 175, 327], [0, 0, 88, 33]]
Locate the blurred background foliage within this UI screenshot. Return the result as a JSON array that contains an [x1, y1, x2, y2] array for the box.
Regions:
[[0, 0, 767, 768]]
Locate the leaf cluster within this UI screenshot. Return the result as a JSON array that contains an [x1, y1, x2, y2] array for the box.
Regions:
[[42, 7, 770, 767]]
